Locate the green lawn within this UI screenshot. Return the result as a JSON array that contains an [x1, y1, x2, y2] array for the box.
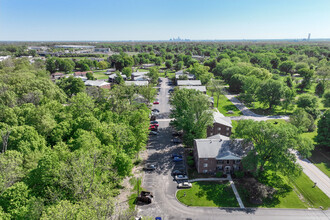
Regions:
[[176, 181, 239, 207], [289, 172, 330, 209], [249, 100, 295, 116], [309, 146, 330, 178], [93, 70, 108, 80], [207, 91, 242, 116]]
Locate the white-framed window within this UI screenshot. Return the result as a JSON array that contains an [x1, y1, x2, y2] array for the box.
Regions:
[[203, 170, 208, 173], [217, 127, 221, 131], [204, 158, 208, 161], [203, 163, 208, 168], [210, 132, 213, 135], [226, 127, 230, 131], [217, 165, 223, 170], [226, 132, 229, 136]]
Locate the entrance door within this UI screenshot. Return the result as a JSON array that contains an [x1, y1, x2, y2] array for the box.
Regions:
[[224, 166, 231, 174]]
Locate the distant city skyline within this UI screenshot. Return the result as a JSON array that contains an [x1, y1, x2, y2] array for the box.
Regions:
[[0, 0, 330, 41]]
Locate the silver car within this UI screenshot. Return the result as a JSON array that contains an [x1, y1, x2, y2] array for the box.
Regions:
[[178, 182, 192, 188]]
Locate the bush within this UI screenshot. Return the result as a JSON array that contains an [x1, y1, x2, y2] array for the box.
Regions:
[[216, 172, 223, 178], [187, 159, 194, 167], [235, 171, 244, 178]]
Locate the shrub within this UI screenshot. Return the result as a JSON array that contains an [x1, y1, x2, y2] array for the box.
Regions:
[[235, 171, 244, 178], [187, 159, 194, 167], [216, 172, 223, 178]]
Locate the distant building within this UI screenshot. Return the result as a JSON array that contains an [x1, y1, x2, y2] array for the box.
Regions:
[[177, 80, 201, 86], [125, 81, 149, 86], [175, 70, 195, 82], [51, 72, 65, 80], [54, 45, 95, 49], [142, 63, 155, 69], [207, 111, 232, 137], [108, 73, 127, 83], [0, 56, 11, 62], [131, 72, 149, 81], [179, 86, 206, 94], [85, 80, 111, 89], [94, 48, 111, 53], [28, 46, 48, 51], [74, 71, 92, 77]]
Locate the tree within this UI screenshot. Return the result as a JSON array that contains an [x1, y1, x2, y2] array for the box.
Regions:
[[86, 72, 95, 80], [229, 74, 246, 93], [46, 58, 57, 73], [138, 85, 157, 104], [165, 60, 173, 69], [298, 68, 314, 90], [236, 120, 313, 176], [212, 59, 232, 77], [285, 76, 293, 88], [57, 76, 86, 97], [315, 82, 325, 97], [279, 61, 295, 75], [297, 94, 318, 109], [58, 59, 75, 73], [81, 64, 90, 71], [241, 76, 261, 106], [281, 87, 296, 112], [147, 67, 159, 85], [323, 91, 330, 107], [170, 89, 213, 146], [188, 63, 213, 85], [257, 79, 284, 110], [97, 61, 108, 70], [175, 61, 184, 71], [289, 108, 314, 132], [122, 67, 132, 78], [315, 110, 330, 147]]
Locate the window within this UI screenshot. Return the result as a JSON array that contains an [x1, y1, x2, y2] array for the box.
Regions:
[[226, 127, 230, 131], [203, 163, 208, 168], [226, 132, 229, 136], [235, 160, 241, 164], [210, 132, 213, 135], [217, 160, 223, 164], [217, 165, 223, 170], [227, 160, 230, 164], [203, 170, 208, 173], [217, 127, 221, 131], [204, 158, 208, 161]]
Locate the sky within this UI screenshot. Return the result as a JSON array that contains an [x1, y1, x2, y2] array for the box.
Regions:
[[0, 0, 330, 41]]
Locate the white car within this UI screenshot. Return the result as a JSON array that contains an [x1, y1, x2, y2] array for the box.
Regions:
[[178, 182, 192, 188], [175, 175, 188, 181]]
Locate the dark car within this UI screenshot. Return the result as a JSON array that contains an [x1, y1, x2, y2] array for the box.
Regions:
[[168, 89, 174, 93], [172, 153, 182, 158], [150, 121, 159, 124], [149, 131, 158, 135], [172, 169, 186, 175], [173, 157, 183, 162], [152, 109, 160, 112], [143, 164, 157, 171]]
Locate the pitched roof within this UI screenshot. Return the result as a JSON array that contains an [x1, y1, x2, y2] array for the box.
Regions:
[[213, 111, 232, 127], [125, 81, 149, 86], [195, 138, 252, 160], [84, 80, 110, 87], [177, 80, 201, 86], [179, 86, 206, 92]]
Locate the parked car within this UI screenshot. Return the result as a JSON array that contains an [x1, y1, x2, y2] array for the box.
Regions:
[[151, 112, 159, 116], [151, 123, 159, 128], [150, 121, 159, 124], [172, 169, 186, 175], [178, 182, 192, 188], [172, 153, 182, 158], [143, 164, 157, 171], [173, 157, 183, 162], [153, 101, 159, 104], [152, 109, 160, 112], [175, 175, 188, 180], [168, 81, 173, 86], [168, 89, 174, 93], [149, 131, 158, 135], [150, 115, 156, 121], [172, 138, 182, 144]]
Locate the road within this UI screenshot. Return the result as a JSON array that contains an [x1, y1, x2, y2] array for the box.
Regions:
[[137, 77, 330, 220]]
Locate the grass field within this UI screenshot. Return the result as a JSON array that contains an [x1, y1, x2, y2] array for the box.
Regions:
[[207, 91, 242, 116], [93, 70, 108, 80], [289, 172, 330, 209], [176, 181, 239, 207]]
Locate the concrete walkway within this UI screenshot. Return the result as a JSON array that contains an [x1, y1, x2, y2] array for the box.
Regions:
[[188, 177, 229, 182], [294, 151, 330, 198], [223, 90, 289, 121], [228, 174, 245, 209]]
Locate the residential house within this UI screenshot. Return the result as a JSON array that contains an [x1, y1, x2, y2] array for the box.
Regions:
[[131, 72, 149, 81], [142, 63, 155, 69], [104, 68, 117, 75], [179, 86, 207, 94], [108, 73, 127, 83], [94, 48, 111, 53], [177, 80, 201, 86], [74, 71, 92, 77], [51, 72, 65, 80], [193, 135, 252, 174], [175, 70, 195, 83], [125, 81, 149, 86], [207, 111, 232, 137], [84, 80, 111, 89]]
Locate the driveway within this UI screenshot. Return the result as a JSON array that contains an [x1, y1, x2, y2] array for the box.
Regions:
[[137, 78, 330, 219]]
